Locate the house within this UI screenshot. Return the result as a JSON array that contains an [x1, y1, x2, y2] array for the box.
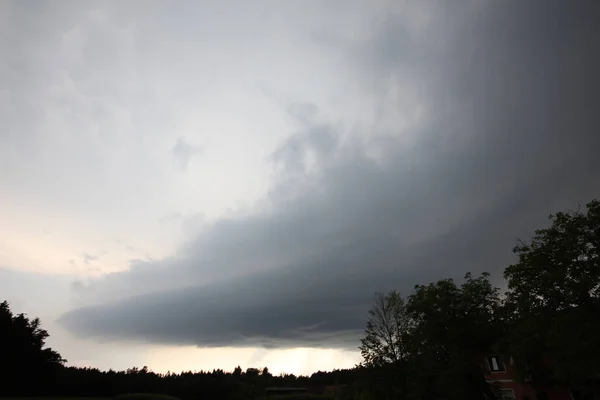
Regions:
[[483, 354, 600, 400]]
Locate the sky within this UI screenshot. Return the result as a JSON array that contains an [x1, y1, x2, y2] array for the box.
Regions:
[[1, 0, 599, 376]]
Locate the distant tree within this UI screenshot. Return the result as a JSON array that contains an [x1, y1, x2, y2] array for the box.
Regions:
[[259, 366, 272, 384], [0, 300, 66, 395], [241, 367, 262, 400], [244, 367, 260, 378], [407, 273, 502, 400], [359, 290, 413, 368], [504, 199, 600, 384]]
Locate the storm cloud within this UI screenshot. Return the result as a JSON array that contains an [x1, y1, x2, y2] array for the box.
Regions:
[[55, 0, 600, 349]]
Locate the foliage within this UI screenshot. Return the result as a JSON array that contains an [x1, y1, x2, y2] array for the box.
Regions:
[[359, 290, 413, 367], [406, 273, 503, 400], [0, 301, 66, 395], [350, 363, 411, 400], [353, 199, 600, 398], [358, 290, 418, 399], [0, 299, 359, 399], [505, 199, 600, 314], [504, 199, 600, 384], [357, 273, 504, 399]]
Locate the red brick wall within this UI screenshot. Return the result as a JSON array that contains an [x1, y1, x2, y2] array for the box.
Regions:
[[483, 355, 600, 400]]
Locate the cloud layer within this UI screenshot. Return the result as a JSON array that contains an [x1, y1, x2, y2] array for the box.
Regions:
[[55, 0, 600, 349]]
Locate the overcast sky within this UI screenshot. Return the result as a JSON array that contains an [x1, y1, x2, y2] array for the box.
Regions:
[[1, 0, 599, 375]]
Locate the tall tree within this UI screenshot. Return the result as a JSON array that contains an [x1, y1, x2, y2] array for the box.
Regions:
[[504, 199, 600, 315], [359, 290, 413, 367], [407, 273, 502, 400], [359, 291, 414, 400], [504, 199, 600, 384]]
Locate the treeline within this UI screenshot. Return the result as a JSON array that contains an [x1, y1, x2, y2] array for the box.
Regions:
[[0, 298, 356, 398], [47, 366, 357, 399], [1, 199, 599, 400]]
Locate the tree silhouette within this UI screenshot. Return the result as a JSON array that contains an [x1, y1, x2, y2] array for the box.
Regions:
[[504, 199, 600, 384], [0, 300, 66, 395], [359, 290, 413, 367], [505, 199, 600, 315], [407, 273, 503, 400]]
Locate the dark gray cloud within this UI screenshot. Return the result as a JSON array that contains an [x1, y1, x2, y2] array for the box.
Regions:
[[59, 0, 600, 349]]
